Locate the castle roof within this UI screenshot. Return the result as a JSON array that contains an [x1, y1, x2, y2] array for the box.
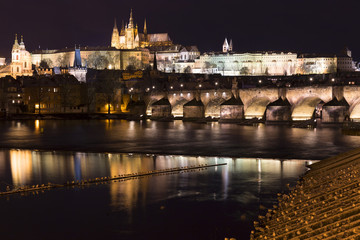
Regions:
[[148, 33, 171, 42]]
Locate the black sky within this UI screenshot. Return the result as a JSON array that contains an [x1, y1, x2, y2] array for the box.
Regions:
[[1, 0, 360, 60]]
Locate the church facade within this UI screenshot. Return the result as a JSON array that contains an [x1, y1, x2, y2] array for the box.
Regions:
[[10, 35, 32, 78], [111, 9, 172, 50]]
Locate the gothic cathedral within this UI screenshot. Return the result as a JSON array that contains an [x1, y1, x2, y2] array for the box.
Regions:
[[111, 9, 172, 50]]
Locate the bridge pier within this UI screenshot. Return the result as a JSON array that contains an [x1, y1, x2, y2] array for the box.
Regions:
[[219, 95, 244, 122], [150, 97, 173, 120], [266, 98, 292, 123], [322, 97, 349, 123], [183, 98, 205, 121]]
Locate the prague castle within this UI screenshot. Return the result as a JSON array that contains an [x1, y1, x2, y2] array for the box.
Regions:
[[0, 9, 357, 80], [111, 9, 172, 49]]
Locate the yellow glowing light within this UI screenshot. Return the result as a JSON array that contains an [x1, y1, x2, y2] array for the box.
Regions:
[[35, 120, 40, 130], [35, 104, 39, 109]]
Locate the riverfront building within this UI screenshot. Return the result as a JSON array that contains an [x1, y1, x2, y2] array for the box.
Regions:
[[172, 42, 355, 76], [0, 10, 356, 79]]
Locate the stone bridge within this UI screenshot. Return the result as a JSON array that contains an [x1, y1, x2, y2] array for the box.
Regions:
[[137, 85, 360, 122]]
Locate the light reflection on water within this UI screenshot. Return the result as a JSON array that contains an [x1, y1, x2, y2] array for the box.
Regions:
[[0, 149, 316, 239], [0, 120, 359, 160]]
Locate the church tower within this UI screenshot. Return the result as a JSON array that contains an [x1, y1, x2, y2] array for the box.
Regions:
[[12, 34, 20, 63], [223, 38, 229, 53], [11, 34, 32, 77], [229, 39, 233, 52], [111, 18, 120, 49], [125, 9, 136, 49]]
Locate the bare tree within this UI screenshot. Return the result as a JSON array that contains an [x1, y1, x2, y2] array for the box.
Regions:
[[87, 52, 110, 69], [96, 76, 121, 115]]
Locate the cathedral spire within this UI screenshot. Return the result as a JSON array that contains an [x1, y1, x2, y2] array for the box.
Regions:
[[128, 9, 134, 28], [223, 38, 229, 53], [120, 20, 125, 35], [144, 19, 147, 35], [19, 35, 25, 49], [14, 34, 18, 45], [113, 18, 118, 29], [13, 34, 20, 50], [111, 18, 120, 48]]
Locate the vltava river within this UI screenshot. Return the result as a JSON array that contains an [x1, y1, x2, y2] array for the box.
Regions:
[[0, 119, 359, 159], [0, 150, 312, 239], [0, 120, 359, 239]]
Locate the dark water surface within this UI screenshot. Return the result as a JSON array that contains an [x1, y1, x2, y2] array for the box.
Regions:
[[0, 120, 359, 239], [1, 119, 360, 159], [0, 151, 312, 240]]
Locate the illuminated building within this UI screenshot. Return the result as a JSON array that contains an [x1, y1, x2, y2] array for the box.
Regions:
[[222, 38, 233, 53], [68, 47, 87, 82], [10, 35, 32, 77], [0, 58, 5, 66], [21, 75, 87, 113], [174, 41, 356, 76], [190, 51, 298, 76], [31, 46, 150, 71], [31, 10, 173, 71], [111, 9, 172, 49], [151, 45, 200, 72]]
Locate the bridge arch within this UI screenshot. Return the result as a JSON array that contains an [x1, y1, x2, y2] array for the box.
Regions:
[[349, 98, 360, 121], [291, 96, 323, 120], [244, 97, 271, 119], [171, 98, 189, 117], [145, 96, 163, 116], [205, 98, 226, 118]]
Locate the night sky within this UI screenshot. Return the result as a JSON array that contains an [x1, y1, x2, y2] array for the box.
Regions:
[[1, 0, 360, 60]]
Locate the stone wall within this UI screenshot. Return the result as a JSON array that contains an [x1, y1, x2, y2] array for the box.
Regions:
[[183, 105, 205, 119], [151, 105, 172, 118], [322, 106, 349, 123], [220, 105, 244, 120], [266, 106, 292, 121]]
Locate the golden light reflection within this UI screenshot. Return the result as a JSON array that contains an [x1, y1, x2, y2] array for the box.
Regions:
[[35, 120, 40, 130], [109, 154, 154, 211], [10, 150, 33, 186], [105, 119, 113, 130]]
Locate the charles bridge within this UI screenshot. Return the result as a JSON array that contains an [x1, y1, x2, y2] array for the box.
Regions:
[[130, 83, 360, 123]]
